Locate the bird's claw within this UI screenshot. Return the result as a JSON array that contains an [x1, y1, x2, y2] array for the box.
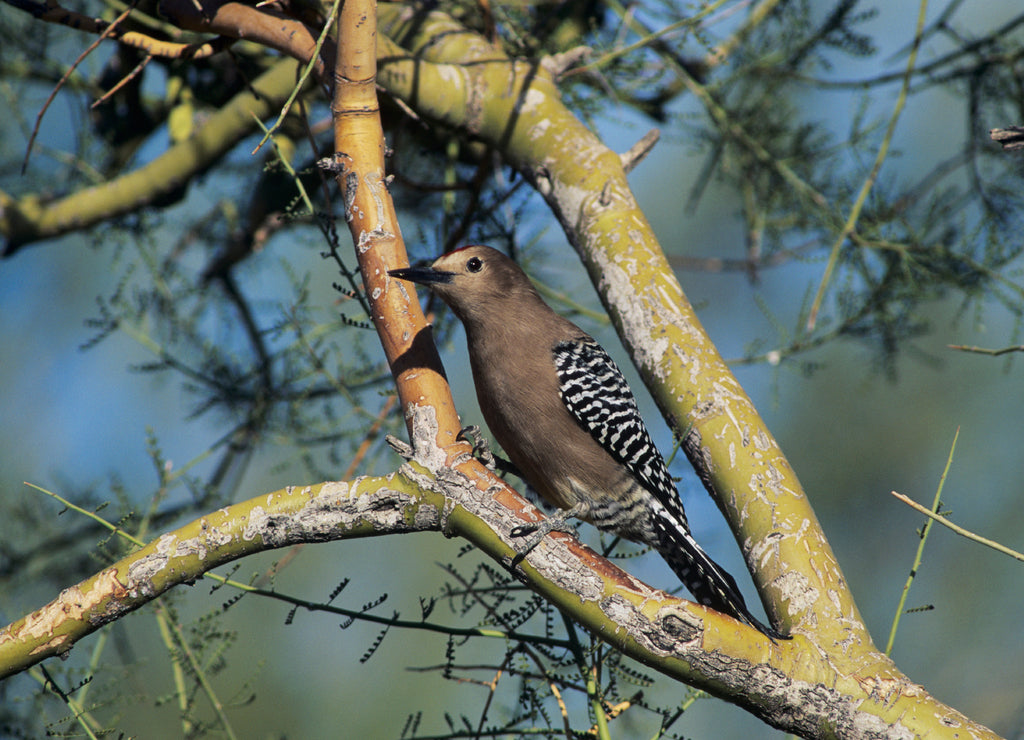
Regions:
[[508, 511, 580, 567], [457, 425, 496, 470]]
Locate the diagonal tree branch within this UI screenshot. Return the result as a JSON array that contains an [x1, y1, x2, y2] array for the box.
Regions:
[[1, 58, 306, 256], [373, 3, 831, 640], [0, 3, 1006, 736], [0, 474, 441, 680]]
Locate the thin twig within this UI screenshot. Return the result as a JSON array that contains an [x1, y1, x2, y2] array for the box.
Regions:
[[806, 0, 930, 330], [22, 0, 138, 172], [891, 492, 1024, 563], [153, 601, 239, 740], [948, 343, 1024, 356], [91, 54, 152, 108], [251, 0, 341, 154], [884, 426, 958, 656]]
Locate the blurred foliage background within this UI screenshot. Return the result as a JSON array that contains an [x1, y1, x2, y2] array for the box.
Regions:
[[1, 0, 1023, 737]]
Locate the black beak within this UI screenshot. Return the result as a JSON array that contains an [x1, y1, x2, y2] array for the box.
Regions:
[[388, 265, 454, 285]]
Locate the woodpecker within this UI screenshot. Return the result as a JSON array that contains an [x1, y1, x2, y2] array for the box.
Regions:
[[389, 246, 787, 640]]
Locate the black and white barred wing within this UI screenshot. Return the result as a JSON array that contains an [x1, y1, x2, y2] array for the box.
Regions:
[[552, 337, 788, 640], [552, 337, 684, 520]]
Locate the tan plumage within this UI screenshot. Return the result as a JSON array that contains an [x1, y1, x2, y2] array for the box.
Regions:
[[389, 246, 787, 640], [415, 249, 636, 517]]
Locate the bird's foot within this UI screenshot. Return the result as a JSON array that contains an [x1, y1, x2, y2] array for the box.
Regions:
[[509, 505, 582, 567], [457, 425, 496, 470], [457, 425, 522, 477]]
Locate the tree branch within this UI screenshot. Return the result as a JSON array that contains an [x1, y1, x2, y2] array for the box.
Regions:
[[0, 4, 1006, 736], [2, 59, 305, 256], [990, 126, 1024, 152], [2, 0, 232, 58], [367, 10, 1000, 736], [0, 410, 1002, 737], [373, 1, 829, 640], [891, 491, 1024, 562], [0, 474, 441, 680]]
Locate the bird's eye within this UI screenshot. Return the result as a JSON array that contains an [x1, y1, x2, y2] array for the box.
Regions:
[[466, 257, 484, 273]]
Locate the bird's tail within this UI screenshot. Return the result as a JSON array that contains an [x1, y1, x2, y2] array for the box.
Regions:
[[650, 504, 789, 641]]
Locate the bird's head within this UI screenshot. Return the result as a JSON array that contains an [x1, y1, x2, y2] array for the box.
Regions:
[[388, 245, 542, 325]]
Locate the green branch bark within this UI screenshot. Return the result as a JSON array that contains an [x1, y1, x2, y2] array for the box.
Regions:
[[1, 58, 305, 256], [0, 474, 440, 680], [370, 8, 999, 738], [0, 4, 1004, 737], [374, 2, 837, 637]]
